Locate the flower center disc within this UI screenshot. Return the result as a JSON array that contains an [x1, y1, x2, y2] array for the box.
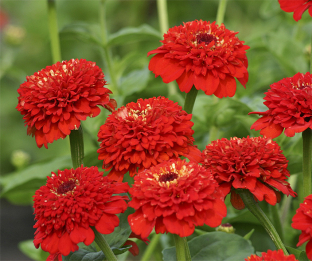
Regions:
[[57, 180, 76, 194], [159, 172, 178, 183], [196, 33, 217, 45]]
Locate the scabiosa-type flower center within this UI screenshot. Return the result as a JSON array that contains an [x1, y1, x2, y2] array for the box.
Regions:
[[196, 33, 217, 45], [57, 180, 76, 194], [159, 172, 179, 183]]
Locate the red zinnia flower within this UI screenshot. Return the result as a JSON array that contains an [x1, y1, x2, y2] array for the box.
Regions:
[[16, 59, 116, 148], [201, 137, 296, 210], [128, 158, 227, 238], [292, 195, 312, 260], [33, 166, 129, 257], [245, 249, 298, 261], [97, 96, 201, 182], [249, 72, 312, 138], [278, 0, 312, 21], [148, 20, 249, 98]]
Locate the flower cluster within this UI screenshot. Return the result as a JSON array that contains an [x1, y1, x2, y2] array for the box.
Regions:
[[97, 96, 201, 181], [201, 136, 296, 209], [16, 59, 116, 148], [278, 0, 312, 21], [33, 166, 129, 257], [250, 72, 312, 138], [245, 249, 298, 261], [292, 195, 312, 260], [148, 20, 249, 98], [128, 159, 227, 238]]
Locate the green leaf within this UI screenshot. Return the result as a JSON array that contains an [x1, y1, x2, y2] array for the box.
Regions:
[[286, 246, 309, 261], [162, 232, 254, 261], [119, 66, 150, 97], [0, 156, 72, 205], [62, 245, 131, 261], [103, 207, 134, 248], [18, 240, 49, 261], [59, 22, 102, 46], [243, 229, 255, 240], [107, 24, 161, 47]]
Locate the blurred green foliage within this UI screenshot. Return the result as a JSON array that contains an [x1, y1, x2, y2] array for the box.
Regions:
[[1, 0, 311, 260]]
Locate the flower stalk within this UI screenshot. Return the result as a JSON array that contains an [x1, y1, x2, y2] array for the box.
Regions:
[[173, 234, 192, 261], [302, 128, 312, 197], [47, 0, 61, 63], [69, 126, 84, 169], [91, 227, 118, 261], [141, 233, 161, 261], [238, 189, 288, 255], [99, 0, 118, 95], [216, 0, 228, 25]]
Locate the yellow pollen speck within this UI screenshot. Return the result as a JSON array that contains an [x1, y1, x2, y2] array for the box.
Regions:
[[50, 70, 55, 76]]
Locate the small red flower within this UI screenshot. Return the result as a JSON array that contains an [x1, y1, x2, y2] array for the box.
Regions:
[[201, 137, 296, 210], [249, 72, 312, 138], [33, 166, 129, 257], [292, 195, 312, 260], [148, 20, 249, 98], [97, 96, 201, 182], [278, 0, 312, 21], [16, 59, 116, 148], [128, 159, 227, 238], [245, 249, 298, 261]]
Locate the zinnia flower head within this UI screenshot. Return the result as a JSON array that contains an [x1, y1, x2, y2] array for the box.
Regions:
[[16, 58, 116, 148], [278, 0, 312, 21], [245, 249, 298, 261], [148, 19, 249, 98], [127, 158, 227, 238], [292, 195, 312, 260], [97, 96, 201, 182], [33, 166, 129, 257], [249, 72, 312, 138], [201, 136, 296, 210]]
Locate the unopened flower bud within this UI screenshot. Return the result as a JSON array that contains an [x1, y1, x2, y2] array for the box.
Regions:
[[4, 25, 25, 46], [216, 223, 235, 234], [11, 150, 30, 170]]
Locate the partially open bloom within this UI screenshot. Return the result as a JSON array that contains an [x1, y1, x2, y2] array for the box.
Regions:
[[292, 195, 312, 260], [148, 20, 249, 98], [245, 249, 298, 261], [128, 159, 227, 238], [33, 166, 129, 257], [278, 0, 312, 21], [97, 96, 201, 181], [201, 137, 296, 210], [249, 72, 312, 138], [16, 59, 116, 148]]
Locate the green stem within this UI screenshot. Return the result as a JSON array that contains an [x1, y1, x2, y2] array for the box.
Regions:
[[238, 189, 288, 255], [173, 234, 192, 261], [302, 129, 312, 197], [141, 233, 161, 261], [216, 0, 228, 25], [157, 0, 169, 35], [99, 0, 118, 95], [269, 204, 284, 243], [91, 227, 117, 261], [47, 0, 61, 63], [156, 0, 176, 96], [183, 86, 198, 114], [69, 126, 84, 169]]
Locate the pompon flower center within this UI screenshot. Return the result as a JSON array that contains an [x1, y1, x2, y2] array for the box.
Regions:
[[196, 33, 217, 45], [293, 83, 312, 90], [57, 180, 76, 194], [159, 172, 179, 183], [117, 104, 152, 121]]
